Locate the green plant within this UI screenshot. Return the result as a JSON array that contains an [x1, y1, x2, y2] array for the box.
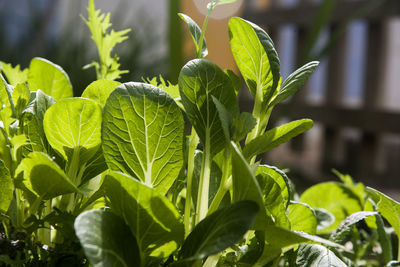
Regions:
[[0, 0, 399, 266]]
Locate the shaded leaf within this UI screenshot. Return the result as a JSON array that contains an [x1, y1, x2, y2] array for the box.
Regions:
[[179, 13, 208, 58], [315, 208, 335, 232], [75, 209, 141, 267], [0, 160, 12, 213]]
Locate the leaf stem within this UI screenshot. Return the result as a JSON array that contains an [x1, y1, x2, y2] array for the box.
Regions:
[[196, 129, 211, 224], [197, 3, 214, 58], [184, 129, 199, 237]]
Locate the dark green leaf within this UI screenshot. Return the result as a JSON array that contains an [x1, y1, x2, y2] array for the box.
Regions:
[[315, 208, 335, 232], [387, 261, 400, 267], [243, 119, 313, 160], [28, 57, 73, 100], [75, 209, 141, 267], [102, 82, 184, 195], [179, 59, 238, 155], [180, 200, 258, 261], [103, 172, 184, 260], [270, 61, 319, 106], [178, 13, 208, 58], [231, 112, 256, 142], [296, 244, 347, 267]]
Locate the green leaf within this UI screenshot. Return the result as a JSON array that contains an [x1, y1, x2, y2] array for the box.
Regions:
[[225, 69, 241, 95], [256, 169, 290, 228], [329, 211, 377, 244], [256, 165, 292, 207], [43, 98, 102, 161], [212, 96, 233, 143], [28, 57, 73, 100], [103, 172, 184, 260], [180, 200, 258, 262], [145, 75, 180, 100], [270, 61, 319, 106], [288, 202, 317, 235], [230, 142, 272, 229], [102, 82, 184, 195], [179, 13, 208, 58], [83, 0, 130, 80], [81, 79, 121, 107], [229, 17, 280, 103], [0, 130, 11, 171], [296, 244, 347, 267], [243, 119, 313, 160], [15, 152, 78, 200], [367, 187, 400, 238], [212, 0, 238, 8], [0, 160, 12, 213], [12, 83, 30, 118], [75, 209, 141, 267], [387, 261, 400, 267], [0, 61, 28, 86], [179, 59, 238, 155], [256, 225, 345, 265], [300, 182, 362, 233], [315, 208, 335, 232], [22, 90, 56, 153], [231, 112, 257, 142]]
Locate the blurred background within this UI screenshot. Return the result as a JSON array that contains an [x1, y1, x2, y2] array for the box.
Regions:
[[1, 0, 400, 194]]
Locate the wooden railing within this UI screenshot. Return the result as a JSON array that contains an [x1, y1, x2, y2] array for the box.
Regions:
[[242, 0, 400, 187]]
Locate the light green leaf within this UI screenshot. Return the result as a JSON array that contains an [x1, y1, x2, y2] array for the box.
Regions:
[[103, 172, 184, 260], [43, 98, 102, 161], [288, 202, 317, 235], [145, 75, 180, 100], [270, 61, 319, 106], [179, 59, 238, 155], [367, 187, 400, 238], [243, 119, 313, 161], [225, 69, 241, 95], [231, 142, 272, 229], [179, 13, 208, 58], [180, 200, 258, 261], [12, 83, 30, 118], [0, 61, 28, 86], [229, 17, 280, 103], [28, 57, 73, 100], [256, 169, 290, 228], [256, 225, 345, 265], [296, 244, 347, 267], [15, 152, 78, 200], [0, 160, 12, 213], [329, 211, 377, 244], [75, 209, 141, 267], [300, 182, 362, 233], [315, 208, 335, 232], [212, 0, 238, 8], [257, 165, 292, 207], [102, 82, 184, 195], [81, 79, 120, 107], [0, 130, 11, 171]]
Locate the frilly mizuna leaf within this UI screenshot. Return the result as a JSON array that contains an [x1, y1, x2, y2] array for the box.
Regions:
[[28, 57, 73, 100], [102, 82, 184, 195], [75, 209, 141, 267]]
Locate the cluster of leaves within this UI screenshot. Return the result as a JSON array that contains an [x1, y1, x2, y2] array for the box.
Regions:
[[1, 0, 400, 266]]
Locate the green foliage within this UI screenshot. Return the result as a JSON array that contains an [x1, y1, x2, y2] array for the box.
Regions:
[[1, 1, 396, 266]]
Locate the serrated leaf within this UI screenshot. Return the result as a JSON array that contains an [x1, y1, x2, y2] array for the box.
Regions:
[[300, 182, 362, 233], [15, 152, 78, 200], [367, 187, 400, 238], [0, 160, 12, 213], [145, 75, 180, 100], [229, 17, 280, 103], [330, 211, 377, 244], [179, 13, 208, 58], [270, 61, 319, 106], [231, 142, 272, 229], [103, 172, 184, 260], [75, 209, 141, 267], [102, 82, 184, 195], [43, 98, 102, 165], [28, 57, 73, 100], [0, 61, 28, 86], [81, 79, 120, 107], [180, 200, 258, 262], [243, 119, 313, 160], [296, 244, 347, 267], [288, 202, 317, 234], [179, 59, 238, 155]]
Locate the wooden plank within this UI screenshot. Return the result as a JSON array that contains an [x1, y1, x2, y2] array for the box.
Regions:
[[243, 0, 400, 28]]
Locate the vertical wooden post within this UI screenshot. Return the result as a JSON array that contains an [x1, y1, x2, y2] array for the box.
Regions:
[[168, 0, 183, 84]]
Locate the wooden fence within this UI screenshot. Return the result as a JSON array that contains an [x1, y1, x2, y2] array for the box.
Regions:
[[241, 0, 400, 187]]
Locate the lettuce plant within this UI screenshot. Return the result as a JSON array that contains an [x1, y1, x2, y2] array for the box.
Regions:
[[0, 0, 399, 266]]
